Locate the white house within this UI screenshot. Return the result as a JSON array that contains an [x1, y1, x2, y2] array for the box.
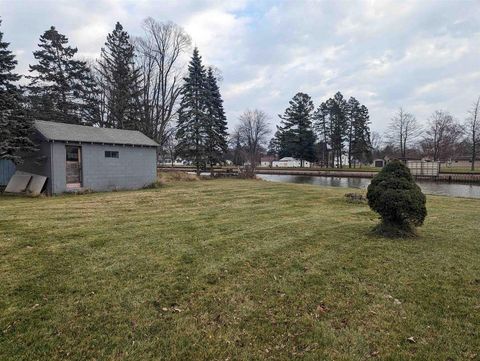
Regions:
[[158, 158, 187, 166], [272, 157, 311, 168]]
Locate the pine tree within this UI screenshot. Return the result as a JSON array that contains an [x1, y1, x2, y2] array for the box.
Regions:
[[26, 26, 99, 125], [96, 22, 143, 130], [277, 92, 316, 166], [346, 97, 360, 168], [0, 20, 35, 163], [175, 48, 209, 175], [313, 103, 330, 167], [316, 92, 348, 167], [204, 67, 228, 175], [351, 104, 372, 166], [267, 133, 281, 157], [330, 92, 348, 167]]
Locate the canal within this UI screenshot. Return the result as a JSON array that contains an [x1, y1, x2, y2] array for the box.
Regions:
[[257, 174, 480, 199]]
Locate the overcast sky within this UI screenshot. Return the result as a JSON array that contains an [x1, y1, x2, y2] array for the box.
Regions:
[[1, 0, 480, 134]]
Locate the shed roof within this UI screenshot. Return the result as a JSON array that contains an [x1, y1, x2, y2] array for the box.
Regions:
[[34, 120, 159, 147]]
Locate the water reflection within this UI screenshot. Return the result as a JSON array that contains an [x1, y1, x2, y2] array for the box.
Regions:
[[257, 174, 480, 199]]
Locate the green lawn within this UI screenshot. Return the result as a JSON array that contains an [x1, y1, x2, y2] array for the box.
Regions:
[[439, 167, 480, 174], [1, 179, 479, 360]]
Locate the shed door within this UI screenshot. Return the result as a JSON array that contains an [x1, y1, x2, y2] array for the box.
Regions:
[[66, 145, 82, 188]]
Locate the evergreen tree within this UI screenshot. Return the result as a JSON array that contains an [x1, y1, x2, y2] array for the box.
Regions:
[[315, 92, 371, 168], [96, 22, 143, 130], [175, 48, 209, 175], [277, 92, 316, 166], [319, 92, 348, 167], [351, 104, 372, 165], [204, 67, 228, 175], [26, 26, 99, 125], [313, 104, 330, 167], [267, 133, 280, 157], [0, 20, 35, 163], [346, 97, 360, 168]]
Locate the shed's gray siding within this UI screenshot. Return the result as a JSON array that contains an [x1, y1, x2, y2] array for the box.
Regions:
[[16, 140, 53, 193], [79, 144, 157, 192]]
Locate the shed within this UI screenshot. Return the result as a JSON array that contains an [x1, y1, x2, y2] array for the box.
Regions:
[[373, 159, 385, 168], [17, 120, 159, 194]]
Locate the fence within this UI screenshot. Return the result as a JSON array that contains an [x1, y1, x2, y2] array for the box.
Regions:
[[406, 160, 440, 177], [0, 159, 16, 186]]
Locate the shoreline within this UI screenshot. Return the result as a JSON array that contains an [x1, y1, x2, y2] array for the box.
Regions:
[[158, 167, 480, 184]]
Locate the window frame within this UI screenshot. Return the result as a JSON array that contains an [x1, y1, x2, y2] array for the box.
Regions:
[[105, 150, 119, 159]]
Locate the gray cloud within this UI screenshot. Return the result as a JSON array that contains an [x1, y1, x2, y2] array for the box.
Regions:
[[1, 0, 479, 134]]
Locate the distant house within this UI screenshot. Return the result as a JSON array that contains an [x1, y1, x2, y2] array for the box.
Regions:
[[373, 158, 385, 168], [272, 157, 311, 168], [260, 156, 276, 167], [442, 156, 480, 169], [17, 120, 159, 194], [158, 158, 187, 166]]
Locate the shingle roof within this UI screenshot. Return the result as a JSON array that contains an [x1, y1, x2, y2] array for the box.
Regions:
[[34, 120, 159, 147]]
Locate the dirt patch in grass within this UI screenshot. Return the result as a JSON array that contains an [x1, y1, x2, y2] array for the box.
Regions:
[[158, 171, 200, 183]]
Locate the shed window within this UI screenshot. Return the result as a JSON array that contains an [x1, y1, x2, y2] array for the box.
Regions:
[[105, 151, 119, 158], [66, 147, 80, 162]]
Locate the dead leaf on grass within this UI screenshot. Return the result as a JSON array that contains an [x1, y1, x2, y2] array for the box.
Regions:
[[315, 303, 329, 316]]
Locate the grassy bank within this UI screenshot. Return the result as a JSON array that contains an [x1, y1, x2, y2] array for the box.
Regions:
[[439, 167, 480, 174], [1, 179, 479, 360]]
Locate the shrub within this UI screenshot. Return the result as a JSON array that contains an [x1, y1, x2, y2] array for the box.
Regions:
[[367, 160, 426, 236]]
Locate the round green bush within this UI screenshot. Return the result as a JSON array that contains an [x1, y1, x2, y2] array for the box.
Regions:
[[367, 160, 427, 235]]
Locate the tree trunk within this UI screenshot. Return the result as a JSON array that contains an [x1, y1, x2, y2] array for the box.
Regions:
[[472, 140, 476, 171]]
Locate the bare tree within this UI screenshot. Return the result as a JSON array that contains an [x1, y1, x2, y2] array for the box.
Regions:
[[371, 131, 383, 150], [386, 108, 422, 158], [135, 18, 191, 149], [161, 127, 178, 167], [465, 96, 480, 170], [229, 127, 246, 166], [236, 109, 270, 176], [423, 110, 463, 161]]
